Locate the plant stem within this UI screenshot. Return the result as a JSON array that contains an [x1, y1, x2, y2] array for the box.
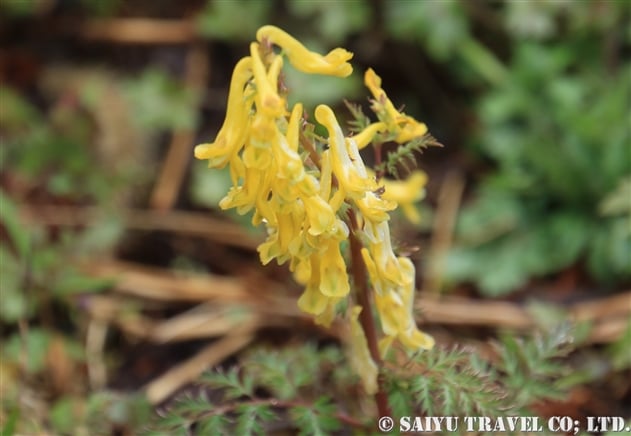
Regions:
[[347, 209, 391, 418]]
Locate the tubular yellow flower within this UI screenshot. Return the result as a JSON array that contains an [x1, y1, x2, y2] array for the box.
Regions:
[[286, 103, 303, 153], [354, 191, 397, 223], [250, 42, 285, 117], [374, 289, 406, 337], [314, 297, 342, 327], [272, 131, 304, 180], [297, 281, 330, 316], [369, 169, 428, 224], [364, 68, 428, 143], [318, 239, 350, 297], [388, 258, 435, 351], [258, 230, 285, 265], [351, 121, 387, 150], [362, 221, 405, 286], [315, 104, 377, 199], [376, 257, 435, 355], [303, 195, 336, 236], [219, 167, 264, 213], [257, 25, 353, 77], [297, 255, 330, 315], [194, 57, 253, 167]]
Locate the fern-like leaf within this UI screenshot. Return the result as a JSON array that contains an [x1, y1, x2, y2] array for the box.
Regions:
[[289, 397, 341, 436], [343, 99, 372, 133], [234, 404, 276, 436], [201, 367, 254, 400], [376, 134, 440, 178]]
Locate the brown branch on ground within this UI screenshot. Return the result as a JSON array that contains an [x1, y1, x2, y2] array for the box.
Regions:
[[21, 205, 261, 250], [76, 258, 629, 406], [150, 43, 209, 210], [78, 19, 197, 44], [145, 329, 256, 404], [422, 170, 465, 294], [80, 259, 631, 345]]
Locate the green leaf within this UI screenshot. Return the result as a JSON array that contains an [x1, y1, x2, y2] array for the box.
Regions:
[[0, 247, 29, 322], [196, 0, 272, 40], [1, 405, 19, 436], [290, 397, 341, 436], [287, 1, 370, 44], [385, 0, 470, 60], [599, 176, 631, 216], [201, 367, 254, 400], [235, 404, 275, 436], [196, 414, 230, 435], [0, 85, 41, 130], [0, 189, 31, 258], [50, 397, 81, 434], [53, 272, 112, 296], [387, 380, 413, 418], [587, 218, 631, 281], [608, 320, 631, 370], [123, 69, 197, 131], [4, 329, 51, 373]]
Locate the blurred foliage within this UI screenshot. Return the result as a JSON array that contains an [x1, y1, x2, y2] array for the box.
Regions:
[[1, 53, 195, 434], [196, 0, 273, 41], [123, 69, 199, 131], [427, 1, 631, 295]]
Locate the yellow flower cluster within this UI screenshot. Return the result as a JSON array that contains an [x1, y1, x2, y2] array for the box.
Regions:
[[195, 27, 434, 371]]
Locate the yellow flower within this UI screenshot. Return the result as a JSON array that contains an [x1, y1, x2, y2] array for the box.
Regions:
[[374, 289, 406, 336], [364, 68, 428, 143], [354, 191, 397, 223], [297, 255, 330, 315], [303, 195, 336, 236], [297, 281, 330, 316], [315, 105, 377, 199], [258, 206, 303, 265], [318, 239, 350, 298], [376, 257, 435, 355], [361, 221, 405, 288], [250, 42, 285, 117], [350, 121, 387, 150], [347, 306, 378, 394], [194, 57, 253, 167], [219, 167, 265, 213], [257, 25, 353, 77], [369, 169, 428, 224], [271, 104, 308, 186], [314, 297, 342, 327]]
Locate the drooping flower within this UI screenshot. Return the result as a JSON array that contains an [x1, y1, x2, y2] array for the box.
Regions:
[[315, 104, 377, 199], [369, 169, 428, 224], [194, 57, 253, 168], [257, 25, 353, 77], [365, 68, 428, 143]]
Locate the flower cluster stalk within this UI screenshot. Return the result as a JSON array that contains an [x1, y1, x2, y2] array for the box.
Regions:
[[194, 25, 436, 415]]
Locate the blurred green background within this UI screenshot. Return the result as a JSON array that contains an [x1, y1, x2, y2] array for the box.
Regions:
[[1, 0, 630, 434]]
